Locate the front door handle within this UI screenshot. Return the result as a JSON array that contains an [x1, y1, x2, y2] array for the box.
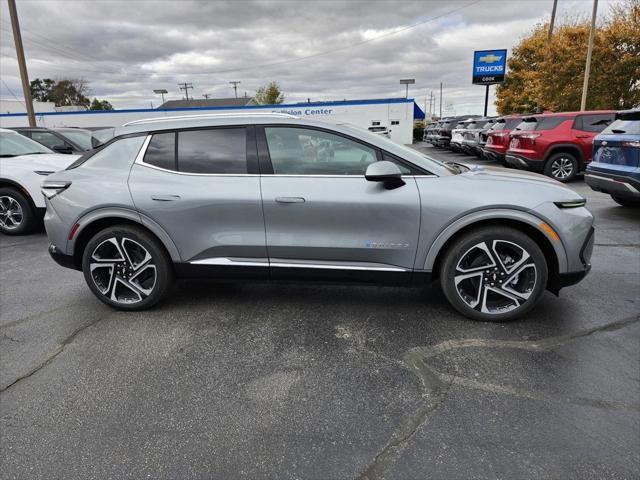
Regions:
[[275, 196, 305, 204], [151, 194, 181, 201]]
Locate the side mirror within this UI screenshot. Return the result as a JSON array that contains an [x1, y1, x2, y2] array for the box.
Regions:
[[365, 161, 405, 188], [53, 145, 73, 154]]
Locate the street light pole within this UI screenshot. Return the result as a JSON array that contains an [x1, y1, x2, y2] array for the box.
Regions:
[[580, 0, 598, 111], [547, 0, 558, 41], [7, 0, 35, 127]]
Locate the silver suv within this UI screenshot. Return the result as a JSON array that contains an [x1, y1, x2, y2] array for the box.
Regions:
[[43, 113, 594, 321]]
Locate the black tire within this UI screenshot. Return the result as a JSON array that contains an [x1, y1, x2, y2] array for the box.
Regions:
[[611, 195, 640, 207], [81, 225, 174, 310], [439, 226, 548, 322], [544, 152, 578, 182], [0, 187, 36, 236]]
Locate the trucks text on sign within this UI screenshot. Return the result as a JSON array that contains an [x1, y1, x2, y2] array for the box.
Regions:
[[472, 49, 507, 85]]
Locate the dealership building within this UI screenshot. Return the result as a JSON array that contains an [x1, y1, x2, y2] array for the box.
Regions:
[[0, 97, 425, 144]]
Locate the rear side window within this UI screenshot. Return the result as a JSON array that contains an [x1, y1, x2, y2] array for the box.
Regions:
[[536, 116, 568, 130], [574, 114, 614, 133], [144, 132, 176, 170], [504, 118, 522, 129], [515, 119, 537, 131], [178, 128, 247, 174]]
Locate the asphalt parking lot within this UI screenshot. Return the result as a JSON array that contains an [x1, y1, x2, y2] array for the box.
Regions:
[[1, 144, 639, 479]]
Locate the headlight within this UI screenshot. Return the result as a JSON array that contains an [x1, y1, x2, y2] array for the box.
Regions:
[[41, 180, 71, 199], [554, 199, 587, 209]]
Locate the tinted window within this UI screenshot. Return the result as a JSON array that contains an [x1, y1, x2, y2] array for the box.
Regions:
[[78, 136, 146, 170], [601, 119, 640, 135], [265, 127, 377, 175], [144, 132, 176, 170], [178, 128, 247, 174], [31, 131, 68, 149], [515, 120, 537, 131], [504, 118, 522, 129], [536, 116, 568, 130], [575, 114, 614, 133]]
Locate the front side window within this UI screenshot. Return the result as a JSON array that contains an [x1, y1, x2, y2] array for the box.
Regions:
[[31, 131, 69, 150], [178, 128, 247, 174], [265, 127, 377, 175]]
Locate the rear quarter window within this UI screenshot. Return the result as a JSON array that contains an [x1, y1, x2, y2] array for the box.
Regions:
[[535, 116, 568, 130], [574, 114, 615, 133]]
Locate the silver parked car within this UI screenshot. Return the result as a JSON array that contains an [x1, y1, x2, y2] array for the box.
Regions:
[[43, 113, 594, 321]]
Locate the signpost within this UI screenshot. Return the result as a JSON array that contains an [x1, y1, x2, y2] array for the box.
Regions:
[[400, 79, 415, 98], [472, 49, 507, 116]]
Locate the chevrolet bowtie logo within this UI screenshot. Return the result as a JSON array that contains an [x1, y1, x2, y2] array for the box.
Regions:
[[480, 54, 502, 63]]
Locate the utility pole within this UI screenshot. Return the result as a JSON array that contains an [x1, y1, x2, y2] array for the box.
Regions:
[[178, 82, 193, 100], [203, 93, 211, 99], [229, 81, 241, 98], [7, 0, 35, 127], [547, 0, 558, 41], [581, 0, 598, 111], [439, 82, 443, 119]]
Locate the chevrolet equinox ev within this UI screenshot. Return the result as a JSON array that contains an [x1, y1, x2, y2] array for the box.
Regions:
[[42, 113, 595, 322]]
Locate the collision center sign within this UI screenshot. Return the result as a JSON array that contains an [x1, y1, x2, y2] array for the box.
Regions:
[[472, 49, 507, 85]]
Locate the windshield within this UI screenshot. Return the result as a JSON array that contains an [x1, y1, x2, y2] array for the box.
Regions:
[[0, 132, 53, 157], [57, 129, 93, 150], [601, 119, 640, 135]]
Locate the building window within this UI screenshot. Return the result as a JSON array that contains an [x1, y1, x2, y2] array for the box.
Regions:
[[391, 120, 400, 126], [371, 121, 381, 126]]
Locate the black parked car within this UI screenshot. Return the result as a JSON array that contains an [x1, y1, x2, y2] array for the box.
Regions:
[[11, 127, 94, 154]]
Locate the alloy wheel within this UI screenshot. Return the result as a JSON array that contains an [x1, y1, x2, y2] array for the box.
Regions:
[[550, 157, 574, 180], [454, 240, 537, 315], [0, 196, 23, 231], [89, 236, 157, 304]]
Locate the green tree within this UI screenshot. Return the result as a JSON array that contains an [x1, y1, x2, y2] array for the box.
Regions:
[[89, 98, 114, 110], [255, 81, 285, 105], [496, 0, 640, 114], [30, 78, 91, 108]]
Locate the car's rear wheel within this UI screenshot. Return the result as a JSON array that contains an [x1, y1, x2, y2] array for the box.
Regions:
[[82, 225, 174, 310], [440, 227, 548, 322], [611, 195, 640, 207], [544, 153, 578, 182], [0, 187, 36, 236]]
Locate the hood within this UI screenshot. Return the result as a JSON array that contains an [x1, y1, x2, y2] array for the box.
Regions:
[[460, 165, 584, 201], [1, 153, 80, 171]]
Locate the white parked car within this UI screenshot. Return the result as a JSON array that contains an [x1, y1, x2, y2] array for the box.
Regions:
[[0, 128, 80, 235]]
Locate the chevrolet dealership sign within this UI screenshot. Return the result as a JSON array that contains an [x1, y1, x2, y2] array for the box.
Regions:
[[472, 49, 507, 85]]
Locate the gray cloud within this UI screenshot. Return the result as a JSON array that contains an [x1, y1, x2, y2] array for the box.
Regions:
[[0, 0, 622, 115]]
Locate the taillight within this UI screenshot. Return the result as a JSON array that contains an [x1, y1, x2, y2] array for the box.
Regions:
[[520, 133, 541, 140], [41, 180, 71, 199], [491, 132, 508, 137]]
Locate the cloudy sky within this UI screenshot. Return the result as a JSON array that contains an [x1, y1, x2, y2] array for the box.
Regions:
[[0, 0, 621, 115]]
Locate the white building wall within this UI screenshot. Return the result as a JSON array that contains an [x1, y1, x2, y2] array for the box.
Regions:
[[0, 99, 417, 144]]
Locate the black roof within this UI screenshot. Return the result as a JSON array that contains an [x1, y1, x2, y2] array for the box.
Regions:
[[158, 97, 257, 109]]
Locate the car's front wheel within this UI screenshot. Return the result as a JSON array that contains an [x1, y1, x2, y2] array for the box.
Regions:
[[0, 187, 36, 235], [82, 225, 174, 310], [440, 226, 548, 322]]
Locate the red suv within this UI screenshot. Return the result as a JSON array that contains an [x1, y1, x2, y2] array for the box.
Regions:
[[483, 115, 522, 164], [505, 111, 615, 182]]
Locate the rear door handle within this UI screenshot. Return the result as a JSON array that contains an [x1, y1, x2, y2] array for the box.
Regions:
[[275, 196, 305, 204], [151, 194, 181, 201]]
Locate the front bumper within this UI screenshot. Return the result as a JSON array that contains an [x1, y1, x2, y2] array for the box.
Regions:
[[585, 171, 640, 198], [48, 243, 79, 270]]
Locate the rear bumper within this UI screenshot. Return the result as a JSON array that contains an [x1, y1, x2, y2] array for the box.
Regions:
[[483, 148, 505, 163], [505, 153, 544, 172], [584, 171, 640, 198]]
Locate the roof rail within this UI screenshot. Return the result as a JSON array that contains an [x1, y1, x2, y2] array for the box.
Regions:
[[123, 111, 297, 127]]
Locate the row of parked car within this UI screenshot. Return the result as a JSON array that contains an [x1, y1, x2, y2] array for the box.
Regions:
[[424, 109, 640, 206]]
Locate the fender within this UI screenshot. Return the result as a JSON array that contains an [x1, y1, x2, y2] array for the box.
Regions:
[[67, 206, 182, 262], [544, 143, 585, 165], [421, 208, 568, 272]]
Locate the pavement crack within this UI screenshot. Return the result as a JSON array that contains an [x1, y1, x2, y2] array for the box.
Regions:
[[1, 333, 21, 343], [0, 317, 103, 394]]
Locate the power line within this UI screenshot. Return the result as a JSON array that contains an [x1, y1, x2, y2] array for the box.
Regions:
[[229, 81, 241, 98], [1, 78, 26, 108]]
